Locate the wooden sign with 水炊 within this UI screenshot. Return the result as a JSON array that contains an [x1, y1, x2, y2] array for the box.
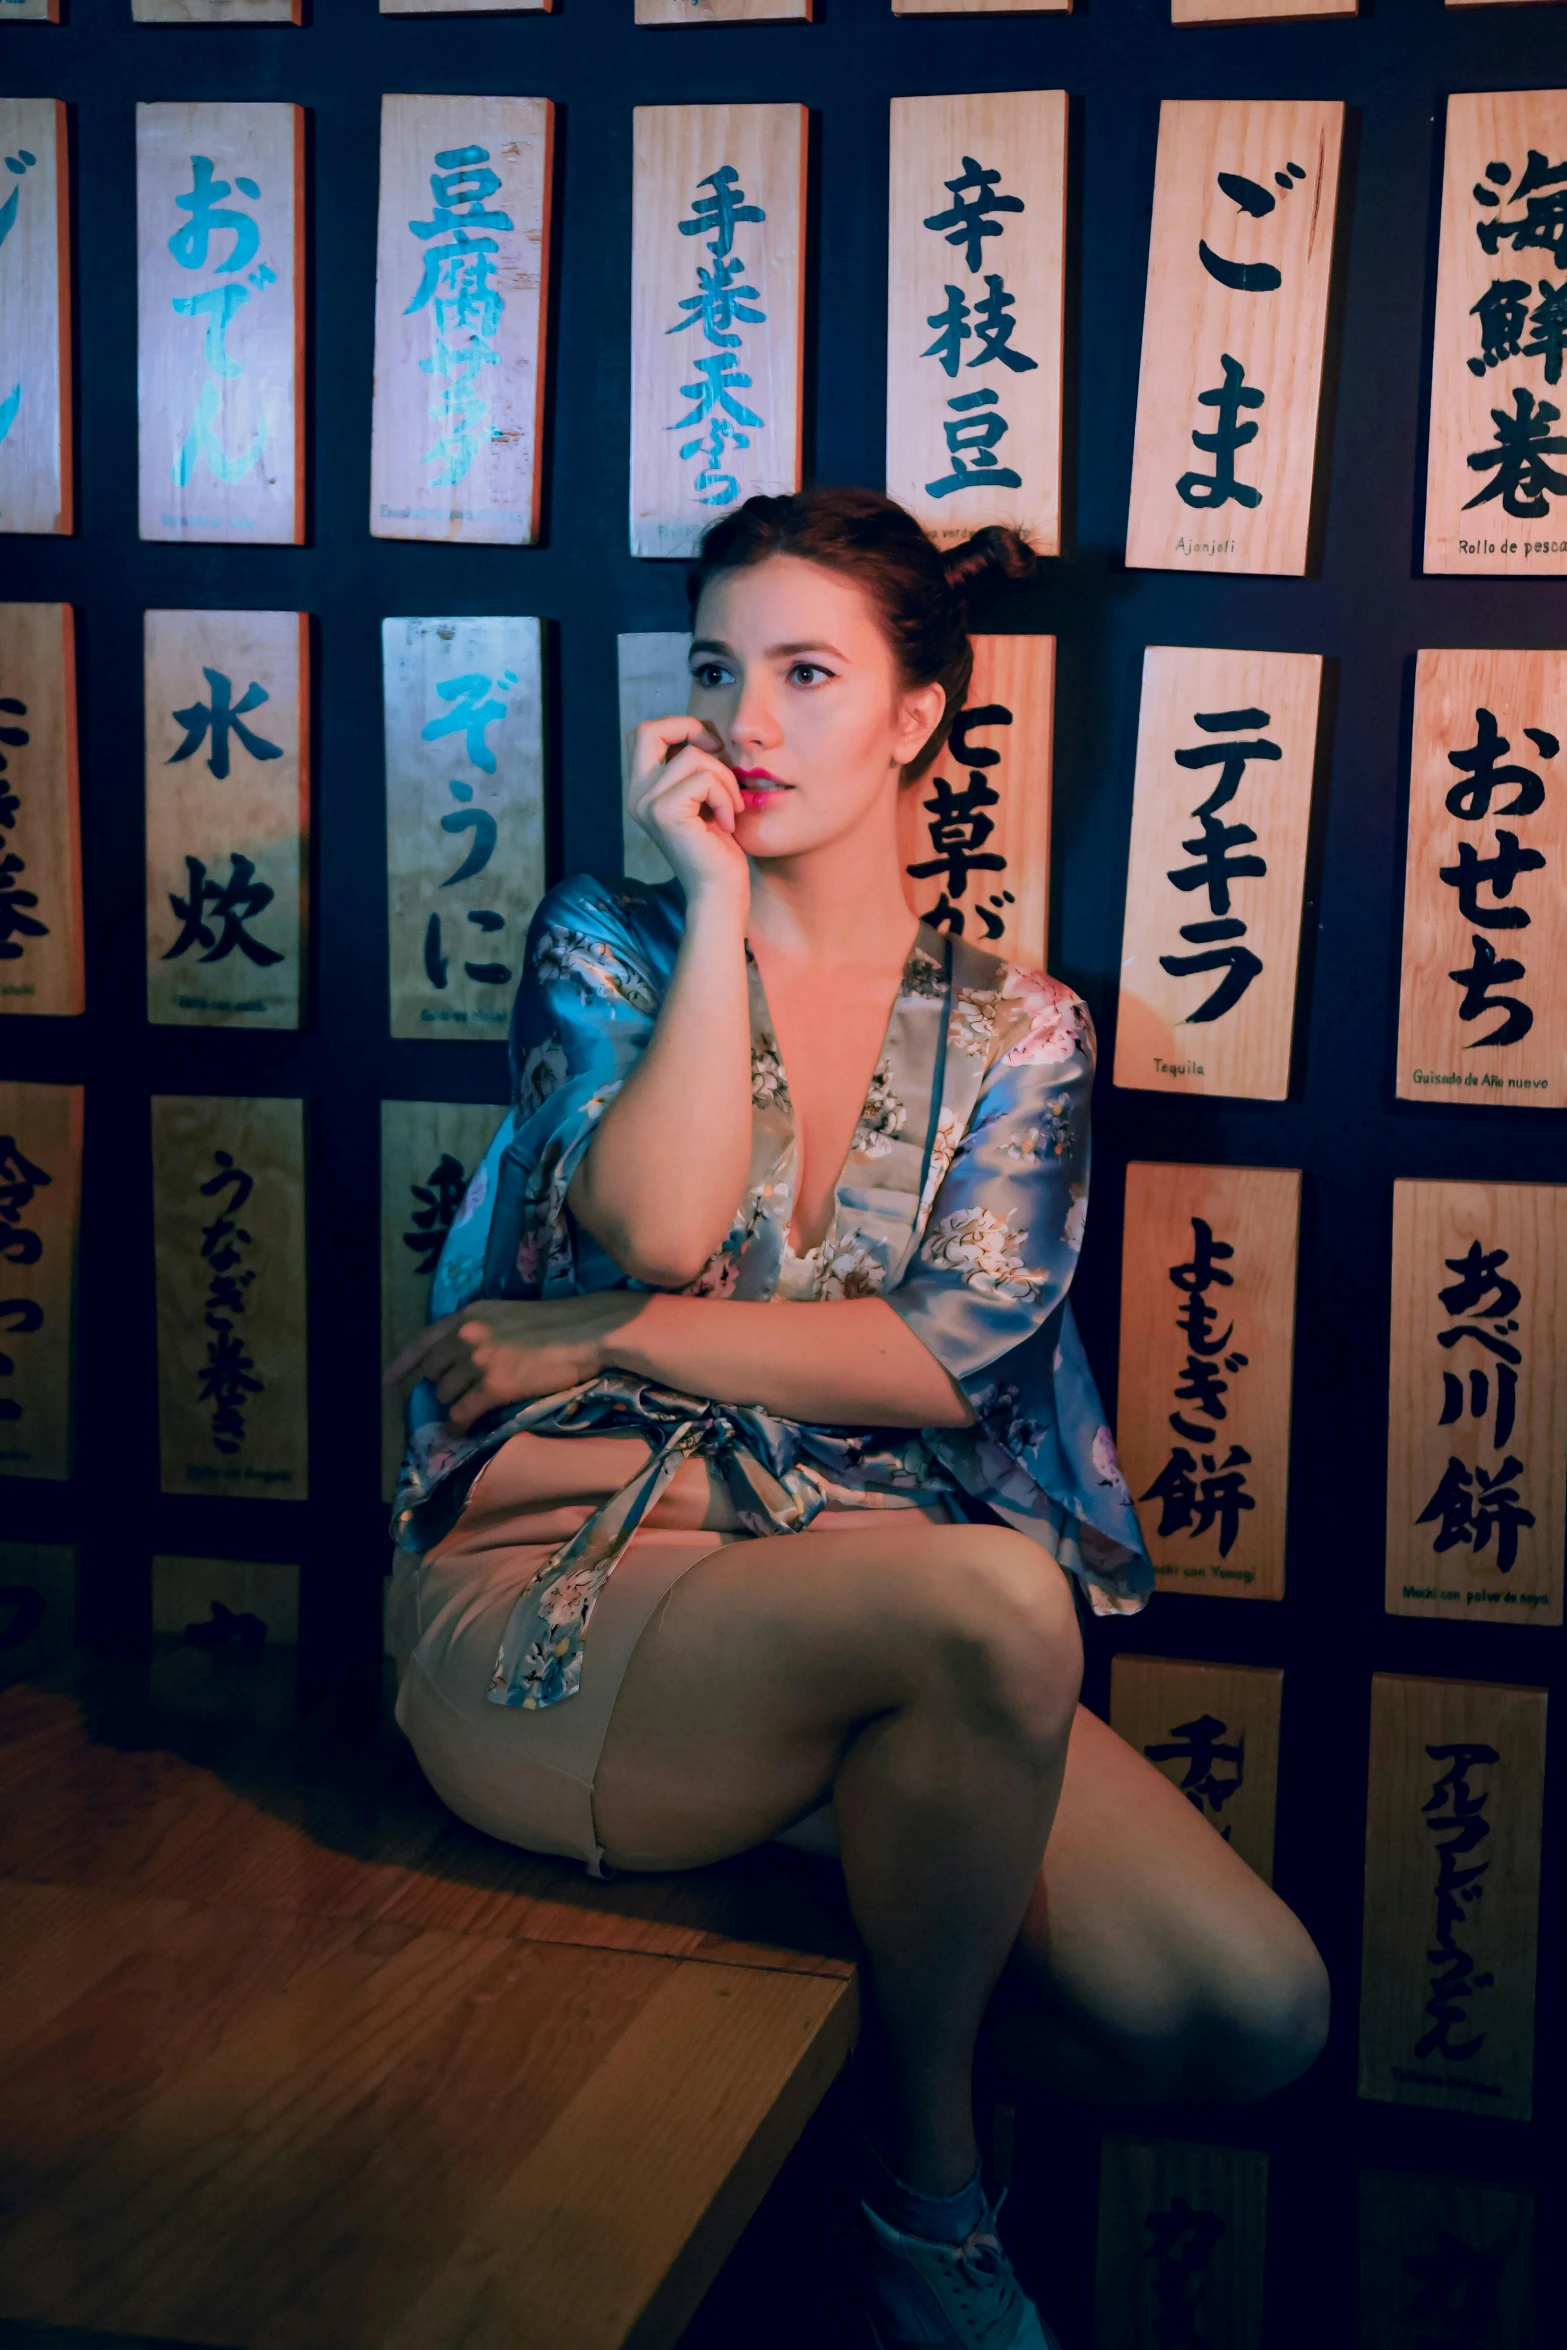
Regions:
[[1387, 1179, 1566, 1627], [151, 1094, 308, 1500], [384, 617, 545, 1041], [136, 103, 302, 546], [0, 1543, 77, 1680], [1358, 2172, 1534, 2350], [1126, 101, 1343, 576], [143, 609, 308, 1031], [380, 1098, 506, 1497], [132, 0, 300, 19], [381, 0, 551, 11], [371, 97, 553, 548], [0, 603, 81, 1018], [1174, 0, 1354, 18], [897, 635, 1054, 969], [887, 95, 1067, 555], [0, 101, 70, 536], [152, 1555, 300, 1648], [617, 631, 689, 885], [637, 0, 811, 19], [1396, 650, 1567, 1108], [1360, 1674, 1546, 2121], [1118, 1161, 1300, 1601], [631, 104, 805, 559], [0, 1081, 80, 1483], [1110, 1655, 1282, 1885], [1094, 2137, 1267, 2350], [1114, 647, 1321, 1100]]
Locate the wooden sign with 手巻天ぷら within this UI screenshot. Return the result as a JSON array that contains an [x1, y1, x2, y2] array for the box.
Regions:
[[886, 94, 1067, 555], [1359, 2175, 1535, 2350], [1109, 1654, 1282, 1885], [371, 97, 553, 548], [0, 100, 70, 535], [1093, 2138, 1267, 2350], [0, 1081, 80, 1485], [132, 0, 299, 21], [637, 0, 811, 20], [1126, 100, 1343, 576], [617, 632, 691, 885], [631, 104, 805, 559], [0, 604, 82, 1019]]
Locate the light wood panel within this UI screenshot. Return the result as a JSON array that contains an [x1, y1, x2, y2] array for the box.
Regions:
[[381, 0, 552, 11], [1360, 1674, 1546, 2121], [1358, 2172, 1534, 2350], [150, 1094, 308, 1501], [1396, 649, 1566, 1107], [887, 93, 1067, 553], [1094, 2136, 1267, 2350], [371, 97, 553, 548], [617, 630, 689, 884], [133, 0, 300, 19], [1117, 1161, 1299, 1600], [631, 104, 805, 559], [1127, 101, 1343, 576], [380, 1099, 506, 1497], [0, 1081, 80, 1484], [0, 602, 81, 1018], [383, 616, 545, 1041], [1110, 1655, 1281, 1884], [0, 1, 60, 20], [151, 1556, 299, 1649], [0, 1542, 76, 1677], [1114, 646, 1321, 1099], [0, 101, 70, 535], [143, 609, 307, 1031], [893, 1, 1071, 13], [638, 0, 812, 18], [1174, 0, 1354, 17], [136, 103, 302, 546]]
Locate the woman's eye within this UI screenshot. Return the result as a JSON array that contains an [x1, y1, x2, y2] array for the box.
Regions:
[[788, 662, 831, 686], [690, 663, 731, 690]]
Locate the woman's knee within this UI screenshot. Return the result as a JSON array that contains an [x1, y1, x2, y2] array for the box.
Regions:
[[1179, 1917, 1331, 2102], [914, 1527, 1082, 1754]]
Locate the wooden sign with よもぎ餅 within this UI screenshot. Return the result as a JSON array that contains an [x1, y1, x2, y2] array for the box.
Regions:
[[380, 1098, 506, 1498], [1109, 1653, 1282, 1884], [0, 1081, 80, 1483], [0, 100, 71, 535], [1093, 2138, 1267, 2350], [0, 603, 82, 1018]]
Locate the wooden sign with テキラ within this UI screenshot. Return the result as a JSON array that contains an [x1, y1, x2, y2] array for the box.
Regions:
[[151, 1094, 308, 1500], [1127, 101, 1343, 576], [1387, 1179, 1566, 1627], [617, 632, 689, 885], [1396, 650, 1566, 1108], [1094, 2137, 1267, 2350], [631, 104, 805, 559], [143, 610, 308, 1031], [637, 1, 811, 19], [886, 93, 1067, 554], [0, 1082, 80, 1484], [1358, 2172, 1534, 2350], [152, 1555, 300, 1648], [0, 101, 71, 536], [0, 1543, 76, 1680], [1115, 646, 1322, 1100], [1110, 1654, 1282, 1885], [136, 103, 303, 546], [1360, 1674, 1546, 2121], [1118, 1161, 1300, 1601], [371, 97, 553, 548], [133, 1, 300, 19], [0, 604, 81, 1019], [380, 1099, 507, 1498]]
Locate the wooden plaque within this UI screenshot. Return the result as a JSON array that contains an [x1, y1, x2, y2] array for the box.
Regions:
[[897, 634, 1054, 969], [381, 1099, 507, 1497], [0, 1543, 76, 1678], [637, 0, 811, 19], [1174, 0, 1354, 18], [136, 103, 302, 547], [371, 97, 553, 549], [152, 1555, 300, 1648], [1387, 1179, 1566, 1627], [0, 602, 81, 1018], [617, 631, 689, 884], [1114, 646, 1321, 1100], [1396, 649, 1566, 1108], [151, 1094, 308, 1501], [143, 610, 308, 1031], [1126, 101, 1343, 577], [1358, 2172, 1534, 2350], [1118, 1161, 1299, 1601], [0, 1081, 79, 1483], [133, 1, 300, 19], [381, 0, 552, 12], [887, 95, 1067, 554], [0, 101, 70, 536], [0, 2, 60, 21], [893, 1, 1071, 14], [384, 617, 545, 1041], [631, 104, 805, 559], [1360, 1674, 1546, 2121], [1094, 2137, 1267, 2350], [1110, 1655, 1282, 1884]]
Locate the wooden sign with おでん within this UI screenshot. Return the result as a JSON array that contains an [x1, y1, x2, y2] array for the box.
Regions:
[[617, 632, 690, 884], [1093, 2138, 1267, 2350], [0, 603, 81, 1018], [0, 100, 70, 535], [0, 1081, 80, 1483], [380, 1099, 506, 1498], [1110, 1654, 1282, 1885]]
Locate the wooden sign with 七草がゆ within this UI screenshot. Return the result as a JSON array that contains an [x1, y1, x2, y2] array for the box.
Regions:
[[0, 1081, 81, 1484], [0, 100, 70, 536], [380, 1099, 507, 1499], [0, 603, 82, 1018]]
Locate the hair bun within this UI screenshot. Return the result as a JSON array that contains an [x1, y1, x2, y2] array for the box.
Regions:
[[940, 526, 1038, 608]]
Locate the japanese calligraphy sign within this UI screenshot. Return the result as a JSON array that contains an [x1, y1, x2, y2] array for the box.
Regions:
[[380, 1099, 505, 1496], [384, 617, 545, 1040], [0, 1081, 79, 1484], [136, 103, 302, 546], [0, 1, 60, 21], [1127, 101, 1343, 576], [1359, 2173, 1534, 2350], [892, 1, 1071, 14], [143, 610, 308, 1031], [0, 101, 70, 536], [152, 1555, 299, 1650], [637, 0, 811, 19], [1387, 1179, 1566, 1627], [0, 603, 81, 1018], [1174, 0, 1353, 18], [0, 1544, 76, 1681], [631, 104, 805, 559], [133, 1, 300, 19], [151, 1093, 308, 1500], [1093, 2138, 1267, 2350], [1109, 1655, 1282, 1885], [1360, 1674, 1546, 2121], [1118, 1162, 1300, 1601], [617, 631, 688, 885], [886, 94, 1067, 553], [381, 0, 550, 11], [1396, 650, 1566, 1105], [1115, 647, 1322, 1099], [371, 97, 553, 548]]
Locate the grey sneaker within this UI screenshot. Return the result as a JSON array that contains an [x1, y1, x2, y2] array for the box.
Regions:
[[859, 2192, 1062, 2350]]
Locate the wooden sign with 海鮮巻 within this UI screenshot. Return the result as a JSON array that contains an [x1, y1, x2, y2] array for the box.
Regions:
[[1126, 100, 1343, 576], [1358, 2173, 1534, 2350], [1110, 1654, 1282, 1884], [1093, 2138, 1267, 2350], [0, 603, 81, 1018], [380, 1099, 507, 1498], [617, 632, 690, 885], [0, 1082, 80, 1483], [0, 101, 71, 535]]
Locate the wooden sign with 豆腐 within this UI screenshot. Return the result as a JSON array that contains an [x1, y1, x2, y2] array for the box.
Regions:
[[0, 603, 81, 1019], [380, 1098, 507, 1498], [384, 618, 545, 1041], [1396, 649, 1566, 1108], [132, 1, 300, 21], [1173, 0, 1354, 19], [151, 1094, 308, 1501], [1126, 100, 1343, 576], [1358, 2173, 1534, 2350], [1359, 1673, 1546, 2121], [631, 104, 805, 559], [1387, 1178, 1566, 1628], [1114, 646, 1321, 1100], [0, 100, 70, 536], [136, 103, 302, 546], [0, 1082, 80, 1484], [371, 97, 553, 548], [637, 0, 811, 20], [143, 610, 308, 1032], [0, 1543, 76, 1679], [1093, 2138, 1267, 2350], [1110, 1654, 1282, 1884], [617, 631, 690, 884], [152, 1555, 300, 1649]]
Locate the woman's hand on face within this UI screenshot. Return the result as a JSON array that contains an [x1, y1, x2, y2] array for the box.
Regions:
[[383, 1295, 642, 1432], [628, 715, 748, 909]]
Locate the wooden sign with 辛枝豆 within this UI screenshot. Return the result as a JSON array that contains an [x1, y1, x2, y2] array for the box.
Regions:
[[0, 100, 71, 536], [0, 603, 82, 1019], [1093, 2138, 1267, 2350], [1110, 1654, 1282, 1885], [380, 1099, 507, 1498], [0, 1081, 81, 1484]]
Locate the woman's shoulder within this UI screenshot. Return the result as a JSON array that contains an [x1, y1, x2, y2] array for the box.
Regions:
[[525, 873, 685, 1003], [946, 932, 1095, 1074]]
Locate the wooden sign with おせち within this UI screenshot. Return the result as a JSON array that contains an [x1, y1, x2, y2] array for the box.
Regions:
[[637, 1, 811, 20], [887, 94, 1067, 554], [380, 1099, 506, 1498], [631, 104, 805, 559], [0, 101, 70, 535], [0, 604, 81, 1018], [1093, 2138, 1267, 2350], [617, 632, 690, 884], [1126, 101, 1343, 575], [1109, 1654, 1282, 1885], [1359, 2173, 1534, 2350], [0, 1544, 76, 1679], [0, 1082, 80, 1483], [132, 1, 300, 20], [1359, 1674, 1546, 2121]]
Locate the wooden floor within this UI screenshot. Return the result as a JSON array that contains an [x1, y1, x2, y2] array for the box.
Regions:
[[0, 1648, 860, 2350]]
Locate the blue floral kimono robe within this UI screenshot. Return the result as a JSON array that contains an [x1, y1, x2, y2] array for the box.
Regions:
[[393, 873, 1151, 1711]]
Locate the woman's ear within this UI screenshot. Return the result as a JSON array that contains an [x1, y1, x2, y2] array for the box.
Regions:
[[896, 681, 948, 769]]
